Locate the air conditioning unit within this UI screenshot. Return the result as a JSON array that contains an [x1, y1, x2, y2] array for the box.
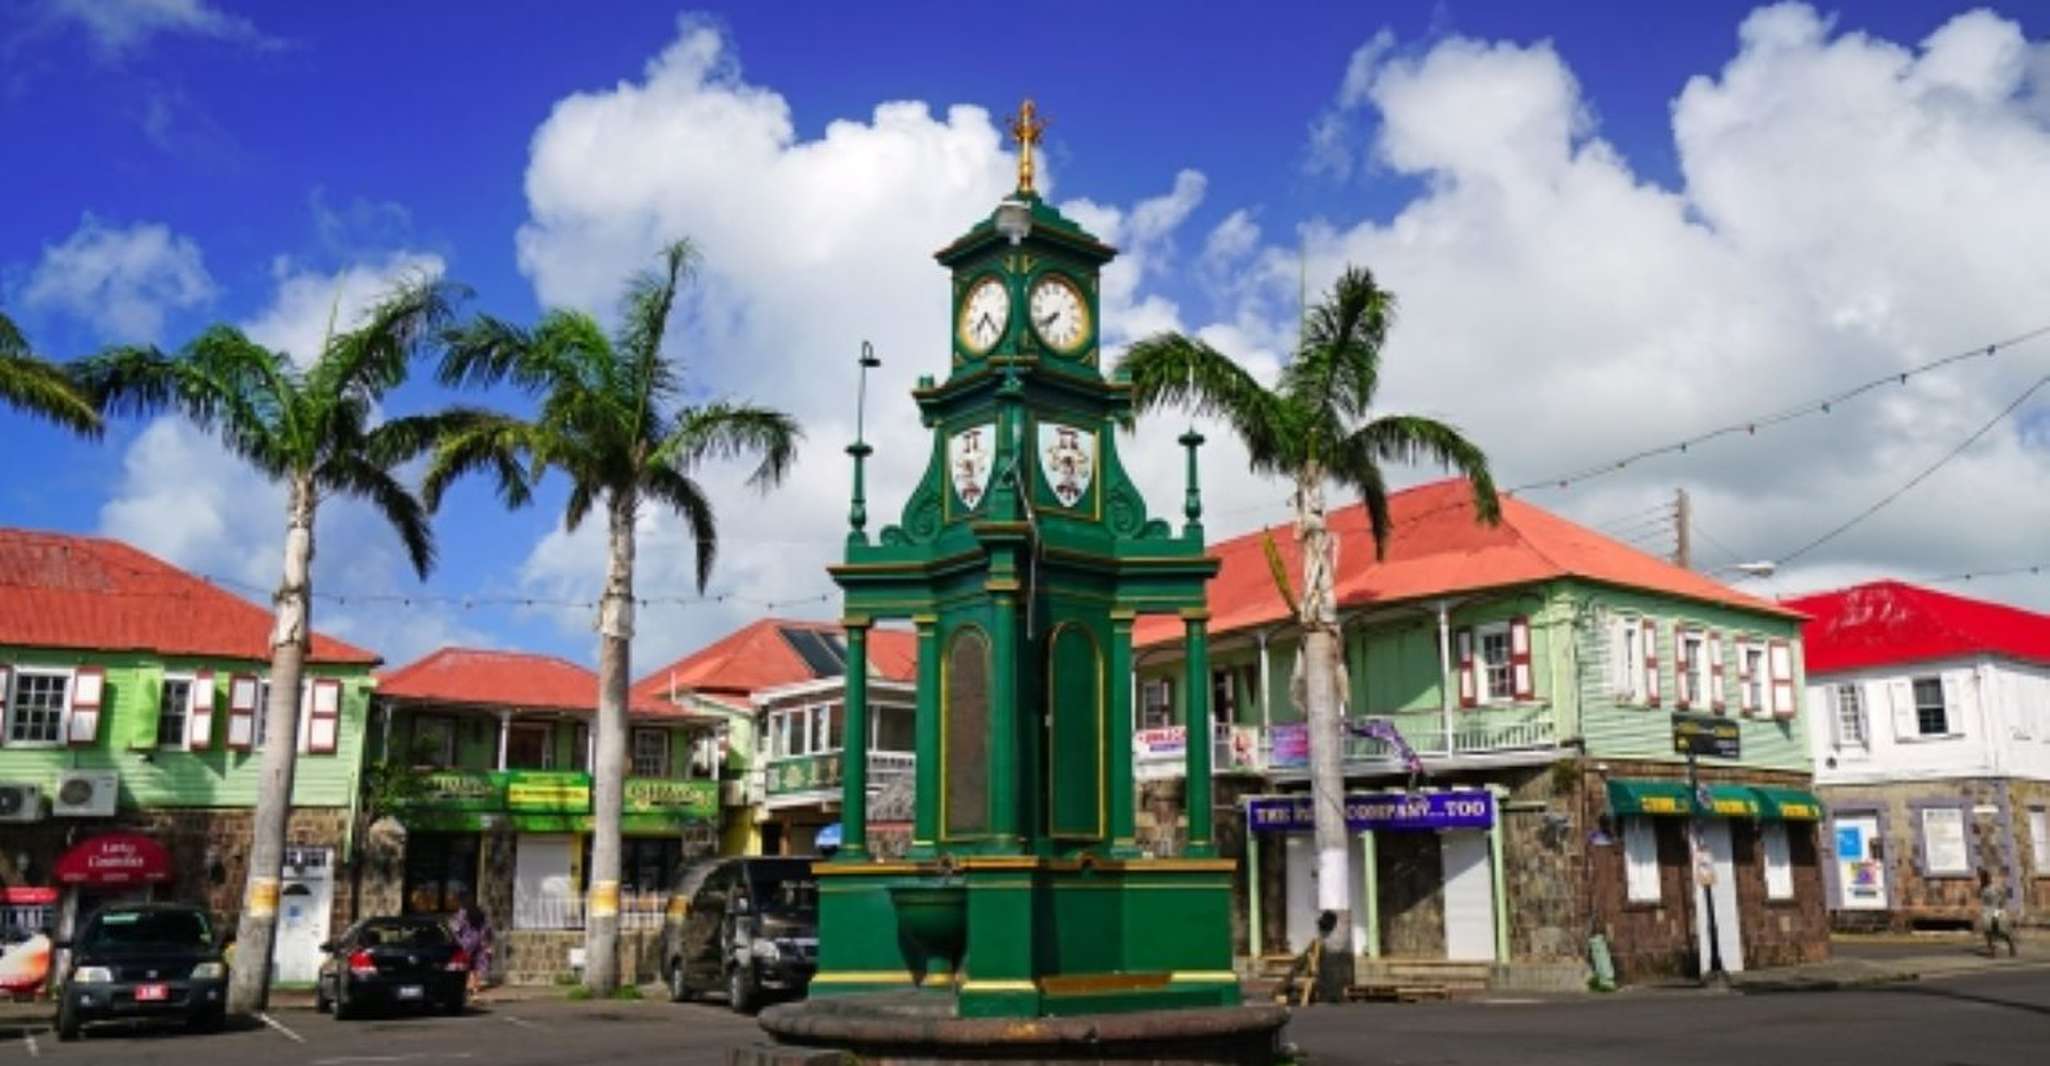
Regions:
[[52, 770, 119, 818], [0, 782, 44, 823]]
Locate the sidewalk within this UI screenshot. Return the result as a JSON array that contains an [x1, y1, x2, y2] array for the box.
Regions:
[[1728, 933, 2045, 993], [0, 981, 657, 1029]]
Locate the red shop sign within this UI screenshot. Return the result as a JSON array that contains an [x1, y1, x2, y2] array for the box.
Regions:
[[1, 887, 58, 905], [54, 834, 172, 886]]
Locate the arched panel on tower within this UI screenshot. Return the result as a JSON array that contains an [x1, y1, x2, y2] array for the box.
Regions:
[[1046, 622, 1105, 841], [943, 627, 991, 839]]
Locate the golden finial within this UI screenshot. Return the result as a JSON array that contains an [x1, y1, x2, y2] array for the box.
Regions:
[[1006, 98, 1047, 195]]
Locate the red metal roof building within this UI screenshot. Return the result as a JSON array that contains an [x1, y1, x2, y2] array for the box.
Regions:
[[378, 646, 675, 717], [1783, 580, 2050, 675], [631, 618, 917, 711], [0, 527, 377, 664], [1135, 478, 1795, 646]]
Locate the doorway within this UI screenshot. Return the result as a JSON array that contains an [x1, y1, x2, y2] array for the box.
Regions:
[[1439, 829, 1496, 962], [1832, 814, 1887, 910], [1691, 821, 1744, 973], [274, 846, 334, 984]]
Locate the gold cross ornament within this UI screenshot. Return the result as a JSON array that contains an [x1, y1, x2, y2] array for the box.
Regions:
[[1007, 98, 1046, 195]]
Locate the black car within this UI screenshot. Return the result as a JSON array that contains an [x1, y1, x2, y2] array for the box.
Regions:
[[663, 856, 818, 1012], [315, 917, 469, 1019], [54, 902, 227, 1041]]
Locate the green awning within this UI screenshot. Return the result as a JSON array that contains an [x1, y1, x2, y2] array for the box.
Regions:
[[1606, 780, 1761, 818], [1751, 786, 1824, 821]]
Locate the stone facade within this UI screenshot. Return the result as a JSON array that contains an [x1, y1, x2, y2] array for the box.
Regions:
[[1819, 776, 2050, 931], [499, 928, 666, 986]]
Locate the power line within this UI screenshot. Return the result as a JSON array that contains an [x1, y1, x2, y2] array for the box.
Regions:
[[1767, 372, 2050, 572]]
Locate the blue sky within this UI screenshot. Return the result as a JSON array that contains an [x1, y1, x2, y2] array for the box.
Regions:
[[4, 1, 2049, 669]]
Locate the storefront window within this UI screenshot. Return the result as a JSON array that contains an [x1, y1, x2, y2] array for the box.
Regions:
[[403, 832, 480, 914], [1623, 817, 1661, 903], [1762, 822, 1795, 900]]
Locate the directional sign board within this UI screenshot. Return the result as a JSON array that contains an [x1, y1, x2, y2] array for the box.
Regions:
[[1672, 713, 1741, 759]]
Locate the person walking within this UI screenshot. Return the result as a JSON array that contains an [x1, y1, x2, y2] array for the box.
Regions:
[[449, 892, 495, 1000], [1978, 868, 2018, 958]]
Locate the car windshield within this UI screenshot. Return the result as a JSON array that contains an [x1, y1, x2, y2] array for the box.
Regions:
[[357, 922, 450, 948], [82, 909, 211, 949], [750, 863, 817, 917]]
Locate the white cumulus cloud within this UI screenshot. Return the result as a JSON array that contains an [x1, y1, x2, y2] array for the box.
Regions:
[[43, 0, 280, 59], [22, 215, 216, 344]]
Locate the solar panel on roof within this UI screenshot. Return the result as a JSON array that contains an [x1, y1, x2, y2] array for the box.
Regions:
[[780, 627, 846, 677]]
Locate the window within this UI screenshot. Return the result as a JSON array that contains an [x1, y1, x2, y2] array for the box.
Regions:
[[1677, 629, 1707, 707], [1913, 677, 1949, 736], [402, 832, 480, 914], [1761, 822, 1795, 900], [505, 723, 553, 769], [631, 727, 670, 777], [587, 837, 682, 898], [157, 676, 192, 749], [4, 670, 70, 747], [1141, 678, 1175, 730], [410, 715, 457, 767], [1623, 817, 1661, 903], [1478, 624, 1513, 702], [1211, 668, 1240, 725], [2030, 809, 2049, 876], [1610, 616, 1644, 702], [1741, 646, 1768, 715], [1834, 684, 1867, 747], [876, 705, 916, 753], [1920, 807, 1970, 876]]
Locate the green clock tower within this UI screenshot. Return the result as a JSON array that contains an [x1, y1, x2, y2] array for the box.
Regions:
[[810, 100, 1239, 1020]]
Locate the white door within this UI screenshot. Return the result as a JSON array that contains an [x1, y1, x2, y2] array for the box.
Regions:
[[274, 847, 334, 984], [513, 835, 576, 930], [1691, 821, 1744, 973], [1833, 815, 1888, 910], [1283, 835, 1316, 953], [1440, 829, 1496, 962]]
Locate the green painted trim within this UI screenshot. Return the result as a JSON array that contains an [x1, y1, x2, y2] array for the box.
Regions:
[[1360, 830, 1380, 959], [1245, 814, 1262, 959], [1488, 785, 1510, 964]]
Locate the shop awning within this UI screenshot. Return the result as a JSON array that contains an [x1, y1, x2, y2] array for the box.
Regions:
[[54, 834, 171, 886], [1751, 786, 1824, 821], [1606, 780, 1763, 818]]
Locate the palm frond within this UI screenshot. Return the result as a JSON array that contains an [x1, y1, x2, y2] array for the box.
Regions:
[[420, 414, 543, 512], [643, 463, 719, 592], [1118, 333, 1293, 471], [1326, 443, 1395, 558], [1344, 413, 1500, 527], [653, 402, 801, 490], [309, 276, 466, 403], [1281, 266, 1392, 422], [319, 453, 437, 578], [74, 332, 291, 469], [0, 353, 101, 435]]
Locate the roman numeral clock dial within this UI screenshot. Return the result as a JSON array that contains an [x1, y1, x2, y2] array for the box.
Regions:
[[958, 276, 1010, 355], [1030, 275, 1089, 354]]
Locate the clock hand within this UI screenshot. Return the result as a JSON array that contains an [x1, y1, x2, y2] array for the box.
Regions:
[[1039, 312, 1060, 327], [978, 313, 995, 336]]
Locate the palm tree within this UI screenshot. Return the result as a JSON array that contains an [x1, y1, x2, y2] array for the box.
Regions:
[[423, 239, 799, 995], [1121, 265, 1498, 995], [0, 311, 100, 433], [77, 278, 466, 1015]]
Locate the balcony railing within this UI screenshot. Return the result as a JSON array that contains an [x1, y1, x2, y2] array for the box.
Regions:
[[511, 889, 669, 932], [1134, 714, 1560, 778], [762, 750, 915, 798]]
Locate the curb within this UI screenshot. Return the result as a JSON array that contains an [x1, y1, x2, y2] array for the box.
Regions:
[[1732, 971, 1920, 994]]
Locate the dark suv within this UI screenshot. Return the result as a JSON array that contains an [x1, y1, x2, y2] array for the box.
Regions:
[[55, 902, 227, 1041], [663, 857, 818, 1012]]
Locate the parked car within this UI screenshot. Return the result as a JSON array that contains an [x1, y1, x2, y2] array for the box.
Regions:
[[663, 856, 818, 1012], [53, 902, 226, 1041], [315, 916, 469, 1019]]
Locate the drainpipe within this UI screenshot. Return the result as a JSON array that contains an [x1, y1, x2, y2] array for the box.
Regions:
[[1437, 600, 1455, 755]]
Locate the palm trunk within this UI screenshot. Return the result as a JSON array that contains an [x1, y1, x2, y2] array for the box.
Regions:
[[584, 490, 636, 994], [1296, 467, 1355, 1000], [227, 476, 316, 1016]]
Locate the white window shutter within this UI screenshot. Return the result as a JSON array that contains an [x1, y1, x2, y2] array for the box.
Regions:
[[1510, 615, 1534, 700], [1769, 641, 1796, 718], [187, 670, 215, 749], [1608, 618, 1630, 695], [296, 682, 313, 754], [0, 665, 11, 733], [1888, 677, 1917, 739], [1674, 631, 1692, 710], [68, 666, 105, 745], [308, 678, 342, 755], [228, 674, 258, 750], [1456, 627, 1476, 709]]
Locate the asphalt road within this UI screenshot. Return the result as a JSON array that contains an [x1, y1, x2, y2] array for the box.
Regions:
[[6, 968, 2047, 1065]]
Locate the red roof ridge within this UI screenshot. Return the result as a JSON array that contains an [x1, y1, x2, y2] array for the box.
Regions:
[[1787, 579, 2050, 674]]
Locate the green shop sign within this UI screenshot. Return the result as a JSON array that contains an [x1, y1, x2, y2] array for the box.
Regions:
[[400, 770, 715, 830], [767, 753, 843, 796]]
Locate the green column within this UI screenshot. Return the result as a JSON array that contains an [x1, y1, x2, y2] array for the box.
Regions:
[[1245, 810, 1263, 959], [839, 619, 871, 860], [1110, 610, 1139, 856], [910, 614, 940, 857], [991, 592, 1021, 850], [1184, 611, 1214, 857], [1360, 830, 1380, 958], [1488, 785, 1510, 963]]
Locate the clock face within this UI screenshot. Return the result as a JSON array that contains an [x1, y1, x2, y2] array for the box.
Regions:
[[1029, 275, 1089, 353], [958, 276, 1010, 354]]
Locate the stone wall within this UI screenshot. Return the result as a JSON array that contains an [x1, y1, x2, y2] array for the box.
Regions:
[[500, 928, 665, 986], [1820, 777, 2048, 930]]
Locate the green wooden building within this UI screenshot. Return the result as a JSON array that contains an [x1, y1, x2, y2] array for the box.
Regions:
[[0, 528, 378, 986], [1132, 482, 1829, 985]]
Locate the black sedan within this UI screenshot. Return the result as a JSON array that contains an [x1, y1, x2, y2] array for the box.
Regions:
[[55, 902, 228, 1041], [315, 917, 469, 1019]]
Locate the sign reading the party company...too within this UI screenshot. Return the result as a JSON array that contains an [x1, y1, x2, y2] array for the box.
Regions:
[[1247, 790, 1495, 833]]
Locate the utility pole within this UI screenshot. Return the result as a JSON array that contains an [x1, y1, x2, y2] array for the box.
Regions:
[[1673, 488, 1692, 571], [1686, 749, 1727, 985]]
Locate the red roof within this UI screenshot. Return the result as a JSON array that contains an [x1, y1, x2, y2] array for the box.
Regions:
[[379, 646, 674, 716], [1784, 580, 2050, 675], [0, 527, 377, 665], [1136, 479, 1797, 646], [631, 618, 917, 709]]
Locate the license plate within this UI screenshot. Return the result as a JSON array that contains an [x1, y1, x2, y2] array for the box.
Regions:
[[396, 984, 424, 1000], [135, 984, 169, 1002]]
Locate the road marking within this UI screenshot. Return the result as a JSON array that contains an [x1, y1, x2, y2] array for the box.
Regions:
[[22, 1031, 39, 1058], [1481, 997, 1543, 1005], [258, 1011, 306, 1043], [500, 1014, 543, 1030], [312, 1054, 476, 1065]]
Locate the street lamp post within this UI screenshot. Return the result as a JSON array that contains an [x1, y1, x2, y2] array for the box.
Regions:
[[1687, 749, 1728, 985]]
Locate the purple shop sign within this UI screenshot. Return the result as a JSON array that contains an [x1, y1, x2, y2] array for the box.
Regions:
[[1246, 790, 1495, 833], [1268, 723, 1310, 769]]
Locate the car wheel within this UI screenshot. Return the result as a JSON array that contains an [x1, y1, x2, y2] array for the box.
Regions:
[[334, 977, 358, 1021], [55, 995, 81, 1042], [443, 988, 465, 1016], [727, 966, 757, 1015], [315, 977, 332, 1014], [188, 1007, 226, 1034], [669, 960, 692, 1003]]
